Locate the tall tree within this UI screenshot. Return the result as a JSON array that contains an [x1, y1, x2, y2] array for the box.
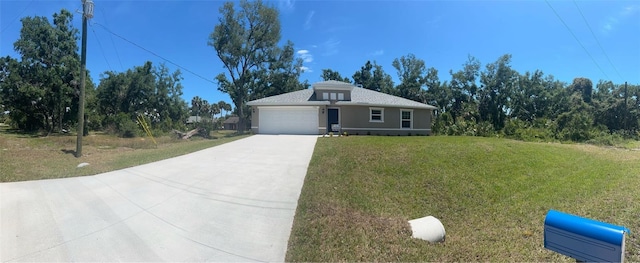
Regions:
[[351, 61, 395, 93], [570, 77, 593, 104], [392, 53, 426, 102], [592, 81, 639, 132], [478, 54, 517, 130], [372, 63, 395, 94], [320, 69, 350, 83], [4, 9, 80, 132], [208, 103, 220, 122], [191, 96, 204, 122], [152, 63, 188, 130], [423, 68, 449, 114], [209, 0, 281, 132], [448, 55, 481, 122], [352, 61, 373, 88], [96, 61, 186, 133], [250, 40, 306, 100]]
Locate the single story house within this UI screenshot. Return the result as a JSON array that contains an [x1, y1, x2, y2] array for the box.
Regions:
[[223, 116, 239, 130], [246, 80, 438, 135]]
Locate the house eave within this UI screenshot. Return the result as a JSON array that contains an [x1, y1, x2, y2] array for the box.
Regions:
[[334, 101, 438, 110], [247, 101, 330, 106]]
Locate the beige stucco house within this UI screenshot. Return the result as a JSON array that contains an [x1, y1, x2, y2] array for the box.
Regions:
[[247, 80, 438, 135]]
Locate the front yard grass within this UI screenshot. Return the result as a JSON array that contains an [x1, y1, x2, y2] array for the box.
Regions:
[[287, 136, 640, 261], [0, 128, 248, 182]]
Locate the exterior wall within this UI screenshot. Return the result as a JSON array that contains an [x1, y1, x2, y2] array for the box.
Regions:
[[413, 108, 432, 130], [337, 105, 432, 135], [251, 105, 432, 135], [223, 123, 237, 130], [314, 89, 351, 101], [250, 106, 259, 134], [317, 106, 326, 134]]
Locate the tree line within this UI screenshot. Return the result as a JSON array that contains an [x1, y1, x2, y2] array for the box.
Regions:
[[209, 0, 638, 143], [0, 8, 239, 137], [2, 3, 637, 144], [319, 53, 639, 142]]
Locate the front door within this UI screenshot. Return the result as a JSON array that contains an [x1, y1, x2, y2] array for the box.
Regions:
[[327, 108, 339, 132]]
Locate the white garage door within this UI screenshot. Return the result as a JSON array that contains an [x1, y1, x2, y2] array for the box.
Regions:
[[259, 106, 319, 134]]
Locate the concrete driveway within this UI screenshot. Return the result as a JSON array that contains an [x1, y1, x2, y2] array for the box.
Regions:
[[0, 135, 318, 262]]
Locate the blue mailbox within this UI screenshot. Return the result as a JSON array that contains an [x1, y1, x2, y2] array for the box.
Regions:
[[544, 210, 630, 262]]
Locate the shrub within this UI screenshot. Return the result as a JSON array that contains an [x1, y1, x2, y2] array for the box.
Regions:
[[0, 112, 9, 124], [106, 113, 139, 138], [587, 132, 625, 146]]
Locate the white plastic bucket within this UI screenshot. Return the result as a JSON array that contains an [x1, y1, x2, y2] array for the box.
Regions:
[[408, 216, 446, 242]]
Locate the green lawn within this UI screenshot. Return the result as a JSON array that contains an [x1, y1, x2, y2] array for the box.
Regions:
[[0, 128, 249, 182], [287, 136, 640, 262]]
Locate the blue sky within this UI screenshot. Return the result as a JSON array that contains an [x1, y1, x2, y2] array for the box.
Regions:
[[1, 0, 639, 107]]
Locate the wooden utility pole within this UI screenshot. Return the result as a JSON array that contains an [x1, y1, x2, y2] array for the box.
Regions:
[[76, 0, 93, 157], [624, 81, 628, 131]]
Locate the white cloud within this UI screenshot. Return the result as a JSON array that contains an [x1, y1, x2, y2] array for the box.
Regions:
[[621, 5, 640, 16], [278, 0, 295, 13], [297, 49, 314, 74], [304, 11, 315, 30], [370, 49, 384, 56], [322, 38, 341, 56], [297, 49, 313, 63], [602, 4, 639, 33]]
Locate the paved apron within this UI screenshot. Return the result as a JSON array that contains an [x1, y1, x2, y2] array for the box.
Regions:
[[1, 135, 318, 262]]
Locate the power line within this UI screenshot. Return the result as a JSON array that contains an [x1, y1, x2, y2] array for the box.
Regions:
[[91, 22, 215, 85], [545, 0, 610, 81], [573, 0, 624, 81], [98, 6, 123, 70], [91, 26, 113, 72], [1, 0, 34, 34]]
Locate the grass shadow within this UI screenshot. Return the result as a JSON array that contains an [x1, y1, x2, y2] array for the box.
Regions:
[[60, 149, 76, 155], [1, 128, 41, 138]]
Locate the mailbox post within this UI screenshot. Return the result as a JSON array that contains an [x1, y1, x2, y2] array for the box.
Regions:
[[544, 210, 630, 262]]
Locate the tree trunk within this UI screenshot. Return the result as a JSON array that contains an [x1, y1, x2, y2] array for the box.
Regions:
[[173, 127, 204, 139], [237, 105, 245, 134]]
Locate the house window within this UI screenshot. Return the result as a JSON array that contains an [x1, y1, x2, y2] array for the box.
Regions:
[[330, 93, 337, 100], [338, 93, 344, 100], [401, 109, 413, 129], [370, 107, 384, 122], [322, 92, 329, 100]]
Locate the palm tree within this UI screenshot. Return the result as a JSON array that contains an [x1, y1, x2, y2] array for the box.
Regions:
[[201, 99, 210, 122], [191, 96, 203, 122], [210, 103, 221, 121], [217, 101, 232, 119]]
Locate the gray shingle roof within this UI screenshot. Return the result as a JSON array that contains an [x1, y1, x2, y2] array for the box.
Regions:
[[247, 82, 437, 110], [247, 89, 322, 105], [343, 88, 437, 109], [223, 116, 239, 124]]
